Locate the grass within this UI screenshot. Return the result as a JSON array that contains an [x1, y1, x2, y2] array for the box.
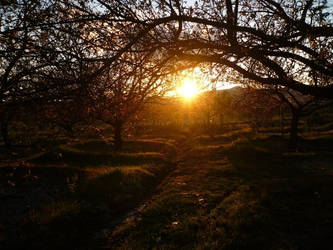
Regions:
[[26, 138, 178, 169], [1, 137, 177, 249], [109, 133, 333, 250], [2, 130, 333, 249]]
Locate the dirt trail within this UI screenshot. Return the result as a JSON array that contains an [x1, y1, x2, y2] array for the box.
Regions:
[[91, 135, 195, 248], [106, 134, 231, 248]]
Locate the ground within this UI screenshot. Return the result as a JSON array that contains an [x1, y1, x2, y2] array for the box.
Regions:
[[1, 129, 333, 249]]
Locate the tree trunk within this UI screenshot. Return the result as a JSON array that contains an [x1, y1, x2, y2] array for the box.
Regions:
[[64, 123, 75, 138], [280, 106, 285, 137], [289, 111, 299, 150], [114, 121, 123, 151], [1, 121, 11, 149]]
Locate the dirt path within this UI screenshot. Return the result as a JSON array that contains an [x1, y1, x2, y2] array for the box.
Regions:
[[89, 135, 193, 248], [107, 135, 234, 248]]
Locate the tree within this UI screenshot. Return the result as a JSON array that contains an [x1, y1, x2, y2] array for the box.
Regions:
[[275, 88, 333, 149], [2, 0, 332, 149], [89, 52, 173, 150], [0, 1, 55, 148], [0, 0, 100, 148], [236, 87, 280, 133], [86, 0, 333, 98]]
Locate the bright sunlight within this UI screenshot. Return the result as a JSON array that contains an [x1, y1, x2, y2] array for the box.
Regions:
[[177, 78, 199, 99]]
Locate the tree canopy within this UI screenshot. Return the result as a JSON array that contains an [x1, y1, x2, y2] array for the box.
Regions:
[[79, 0, 333, 98], [2, 0, 332, 100]]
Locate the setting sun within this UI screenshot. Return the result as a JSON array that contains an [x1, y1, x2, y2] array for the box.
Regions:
[[178, 78, 199, 99]]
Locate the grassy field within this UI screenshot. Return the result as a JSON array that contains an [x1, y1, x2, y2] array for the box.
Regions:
[[1, 129, 333, 249], [0, 138, 178, 249], [109, 133, 333, 250]]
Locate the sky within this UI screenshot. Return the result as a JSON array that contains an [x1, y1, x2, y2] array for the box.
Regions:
[[327, 0, 333, 15], [327, 0, 333, 12], [185, 0, 333, 10]]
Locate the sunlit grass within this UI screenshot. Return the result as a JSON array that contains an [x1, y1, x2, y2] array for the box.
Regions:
[[84, 165, 156, 178]]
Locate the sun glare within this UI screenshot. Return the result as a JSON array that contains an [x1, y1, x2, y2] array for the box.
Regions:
[[178, 78, 199, 99]]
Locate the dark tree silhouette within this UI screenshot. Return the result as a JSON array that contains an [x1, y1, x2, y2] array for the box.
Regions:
[[89, 53, 174, 150], [275, 88, 333, 149], [87, 0, 333, 98], [0, 1, 54, 148], [237, 87, 280, 133], [1, 0, 333, 149]]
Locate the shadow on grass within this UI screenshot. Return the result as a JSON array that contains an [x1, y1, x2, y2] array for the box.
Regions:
[[1, 138, 177, 250], [109, 134, 333, 250], [4, 163, 174, 250], [219, 135, 333, 249]]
